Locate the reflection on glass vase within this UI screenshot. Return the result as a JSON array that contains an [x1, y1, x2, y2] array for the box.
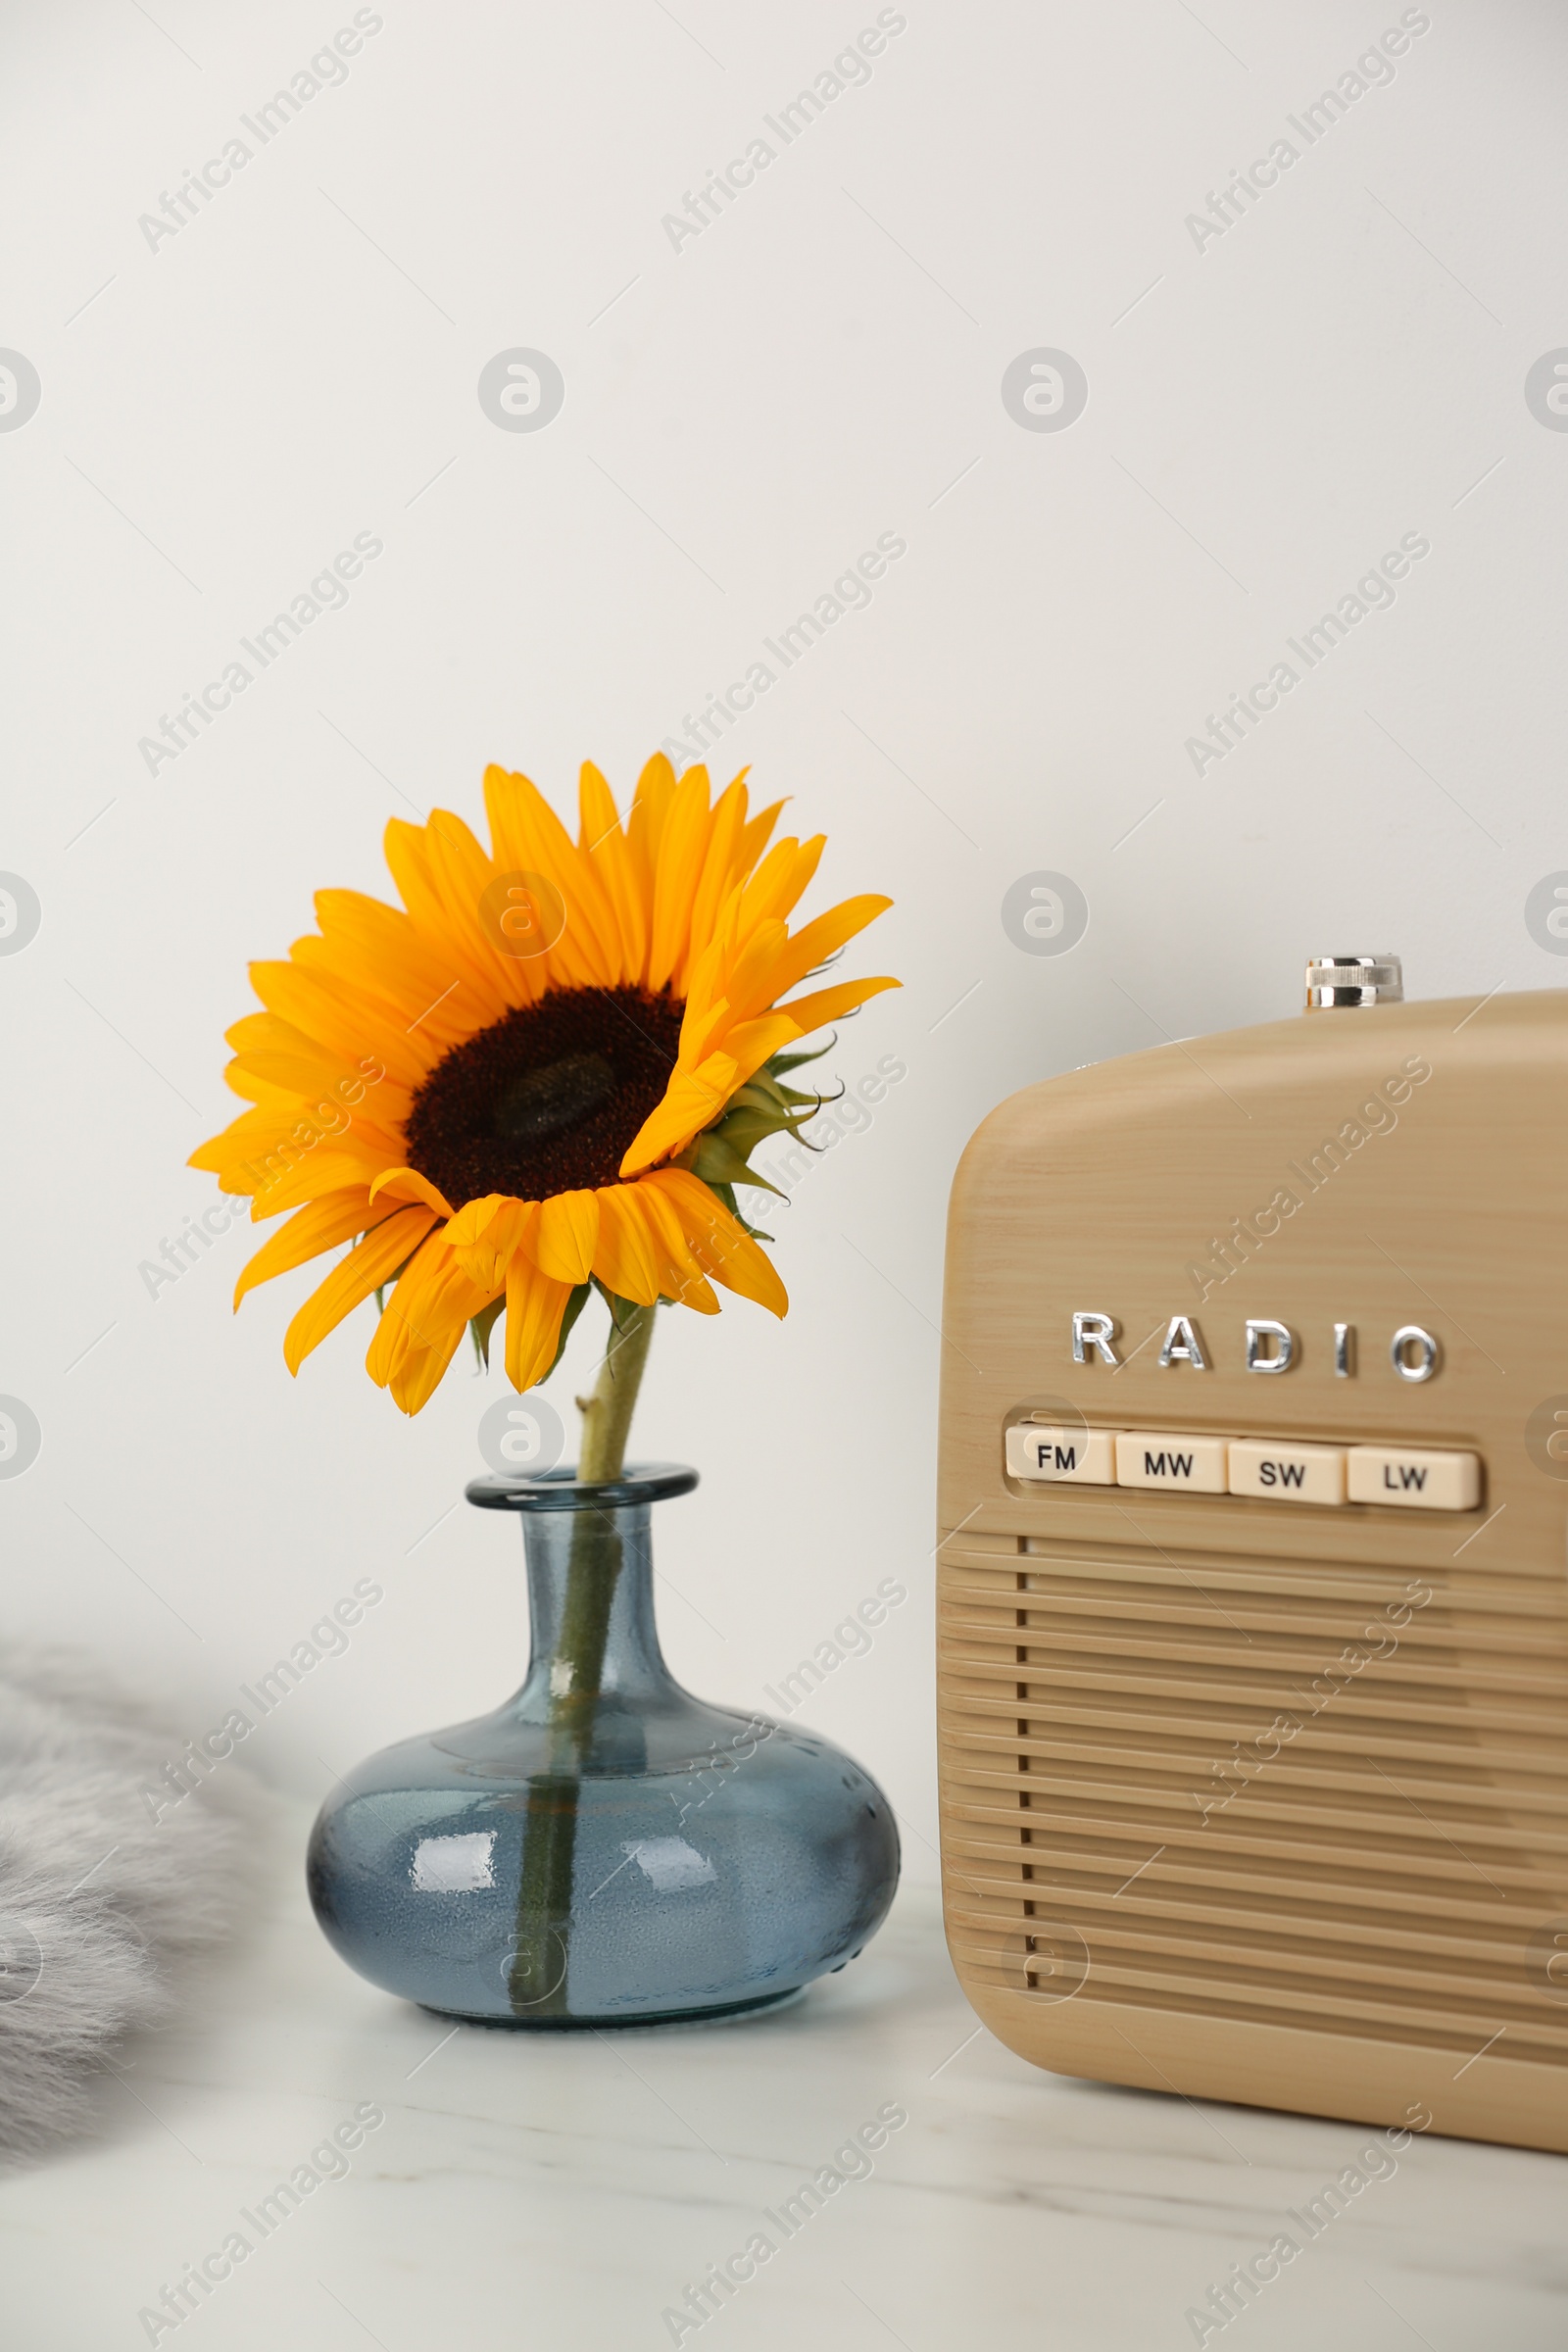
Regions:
[[307, 1465, 901, 2026]]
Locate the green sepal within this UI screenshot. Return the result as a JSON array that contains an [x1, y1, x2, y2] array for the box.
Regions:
[[722, 1081, 794, 1116], [712, 1100, 816, 1151], [766, 1035, 836, 1078], [687, 1130, 788, 1199], [673, 1037, 838, 1204], [708, 1177, 773, 1244], [468, 1294, 506, 1369]]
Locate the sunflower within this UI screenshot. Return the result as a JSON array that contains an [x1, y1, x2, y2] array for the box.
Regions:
[[190, 756, 898, 1417]]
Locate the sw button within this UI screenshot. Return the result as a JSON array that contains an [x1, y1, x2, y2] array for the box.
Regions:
[[1005, 1423, 1117, 1485], [1229, 1440, 1347, 1506], [1347, 1446, 1480, 1511], [1115, 1433, 1228, 1494]]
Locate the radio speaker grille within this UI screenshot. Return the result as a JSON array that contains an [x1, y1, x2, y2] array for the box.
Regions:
[[939, 1530, 1568, 2067]]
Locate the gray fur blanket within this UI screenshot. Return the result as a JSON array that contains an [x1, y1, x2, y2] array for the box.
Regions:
[[0, 1653, 244, 2164]]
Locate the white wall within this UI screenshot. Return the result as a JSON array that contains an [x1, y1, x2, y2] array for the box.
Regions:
[[2, 0, 1563, 1879]]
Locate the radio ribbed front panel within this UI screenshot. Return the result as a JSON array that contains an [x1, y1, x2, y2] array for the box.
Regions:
[[938, 1532, 1568, 2064]]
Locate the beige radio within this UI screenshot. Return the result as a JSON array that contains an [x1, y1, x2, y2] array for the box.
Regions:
[[937, 962, 1568, 2152]]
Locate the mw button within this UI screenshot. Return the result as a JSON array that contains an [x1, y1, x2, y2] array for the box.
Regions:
[[1115, 1432, 1228, 1494]]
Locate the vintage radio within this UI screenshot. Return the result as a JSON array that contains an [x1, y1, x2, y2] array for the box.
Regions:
[[937, 960, 1568, 2152]]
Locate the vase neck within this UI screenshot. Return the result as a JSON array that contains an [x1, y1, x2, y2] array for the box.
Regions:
[[514, 1497, 676, 1713]]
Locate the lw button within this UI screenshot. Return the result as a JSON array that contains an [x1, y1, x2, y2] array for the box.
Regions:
[[1115, 1433, 1228, 1494], [1228, 1440, 1346, 1506], [1347, 1446, 1480, 1511], [1005, 1424, 1116, 1485]]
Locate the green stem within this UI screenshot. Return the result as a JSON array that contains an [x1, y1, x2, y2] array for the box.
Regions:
[[575, 1298, 657, 1483], [509, 1299, 656, 2019]]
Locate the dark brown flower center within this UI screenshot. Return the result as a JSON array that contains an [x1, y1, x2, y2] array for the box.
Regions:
[[404, 986, 685, 1208]]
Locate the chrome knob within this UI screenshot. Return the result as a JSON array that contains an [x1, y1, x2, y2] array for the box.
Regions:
[[1304, 955, 1403, 1010]]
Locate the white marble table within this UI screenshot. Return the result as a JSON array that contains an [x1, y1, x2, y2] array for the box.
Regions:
[[3, 1803, 1564, 2352]]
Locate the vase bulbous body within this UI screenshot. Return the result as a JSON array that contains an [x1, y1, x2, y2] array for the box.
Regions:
[[307, 1465, 901, 2026]]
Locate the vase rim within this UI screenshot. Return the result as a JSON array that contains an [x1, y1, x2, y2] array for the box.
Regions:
[[466, 1461, 699, 1513]]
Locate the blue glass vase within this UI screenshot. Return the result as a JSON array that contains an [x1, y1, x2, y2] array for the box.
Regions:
[[306, 1465, 901, 2025]]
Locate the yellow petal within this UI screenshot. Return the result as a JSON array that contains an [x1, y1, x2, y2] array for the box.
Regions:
[[229, 1049, 414, 1128], [284, 1205, 437, 1373], [383, 816, 509, 1021], [631, 1177, 718, 1314], [449, 1197, 537, 1290], [534, 1189, 600, 1284], [591, 1186, 663, 1306], [736, 799, 785, 879], [701, 1012, 802, 1096], [643, 1169, 787, 1318], [189, 1104, 281, 1177], [708, 918, 789, 1033], [626, 753, 678, 912], [730, 895, 894, 1023], [772, 974, 901, 1037], [734, 835, 824, 936], [444, 1194, 500, 1250], [365, 1247, 432, 1387], [247, 959, 426, 1090], [578, 761, 644, 985], [482, 765, 620, 989], [504, 1256, 575, 1393], [677, 773, 750, 995], [285, 943, 447, 1082], [233, 1188, 379, 1307], [646, 764, 714, 992], [675, 972, 735, 1070], [388, 1319, 474, 1415], [366, 1233, 479, 1387], [368, 1165, 457, 1219], [423, 810, 542, 1012], [376, 1241, 497, 1412], [205, 1060, 414, 1229], [311, 892, 482, 1051], [619, 1053, 738, 1177], [250, 1147, 402, 1219]]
